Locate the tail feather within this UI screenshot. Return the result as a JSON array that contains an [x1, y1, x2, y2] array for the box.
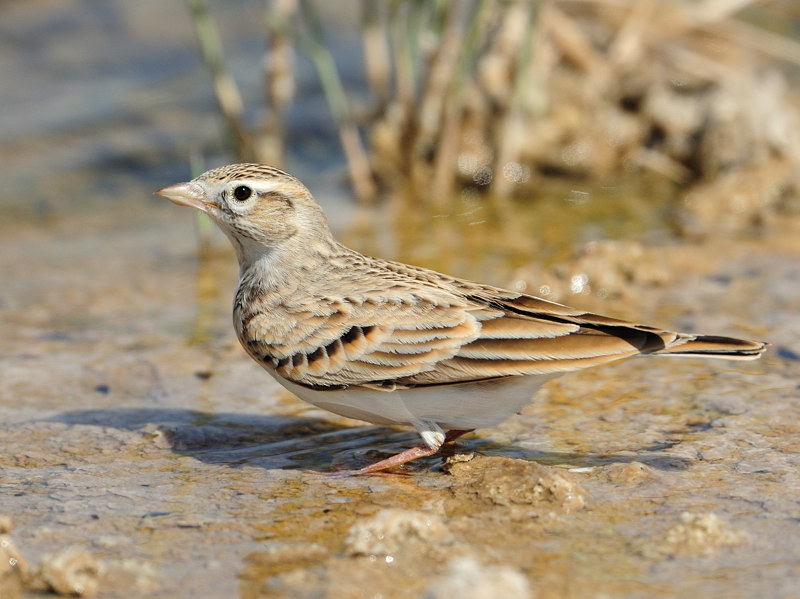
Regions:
[[653, 334, 767, 360]]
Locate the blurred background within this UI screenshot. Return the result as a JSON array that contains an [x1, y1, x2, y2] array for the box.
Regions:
[[4, 0, 799, 259], [2, 2, 800, 597], [3, 0, 800, 303]]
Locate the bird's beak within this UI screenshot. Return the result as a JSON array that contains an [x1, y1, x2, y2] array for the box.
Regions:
[[155, 182, 213, 213]]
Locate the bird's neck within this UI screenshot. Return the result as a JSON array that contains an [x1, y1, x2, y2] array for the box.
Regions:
[[235, 234, 338, 298]]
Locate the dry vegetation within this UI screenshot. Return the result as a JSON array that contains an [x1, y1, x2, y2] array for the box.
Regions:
[[187, 0, 800, 238]]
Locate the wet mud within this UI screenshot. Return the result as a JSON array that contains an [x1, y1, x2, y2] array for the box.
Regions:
[[1, 200, 798, 598], [2, 1, 800, 597]]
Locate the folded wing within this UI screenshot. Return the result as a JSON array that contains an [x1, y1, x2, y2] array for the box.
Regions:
[[241, 273, 767, 390]]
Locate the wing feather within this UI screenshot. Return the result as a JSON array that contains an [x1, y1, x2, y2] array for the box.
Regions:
[[238, 251, 725, 389], [401, 353, 632, 384], [457, 330, 649, 360], [252, 284, 677, 389], [235, 238, 765, 393], [477, 315, 579, 338]]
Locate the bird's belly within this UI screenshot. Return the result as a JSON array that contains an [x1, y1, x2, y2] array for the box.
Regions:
[[273, 375, 556, 430]]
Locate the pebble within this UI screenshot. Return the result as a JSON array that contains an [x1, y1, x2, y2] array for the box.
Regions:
[[423, 555, 531, 599], [344, 509, 453, 557]]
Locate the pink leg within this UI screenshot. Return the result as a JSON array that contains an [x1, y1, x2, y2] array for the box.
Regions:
[[344, 429, 474, 475]]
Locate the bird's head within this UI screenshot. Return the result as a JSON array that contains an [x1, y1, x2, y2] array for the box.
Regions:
[[156, 163, 332, 266]]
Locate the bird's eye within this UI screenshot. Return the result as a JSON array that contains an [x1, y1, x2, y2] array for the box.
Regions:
[[232, 185, 253, 202]]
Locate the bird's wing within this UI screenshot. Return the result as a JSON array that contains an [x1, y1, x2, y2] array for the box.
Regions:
[[240, 247, 765, 389], [402, 288, 765, 385], [242, 285, 493, 387], [242, 276, 676, 389], [399, 290, 676, 385]]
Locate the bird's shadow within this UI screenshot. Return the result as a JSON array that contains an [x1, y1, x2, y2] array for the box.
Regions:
[[48, 408, 692, 473]]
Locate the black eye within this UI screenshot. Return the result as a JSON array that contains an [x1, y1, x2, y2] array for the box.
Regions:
[[232, 185, 253, 201]]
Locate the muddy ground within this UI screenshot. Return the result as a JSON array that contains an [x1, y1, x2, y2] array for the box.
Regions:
[[2, 170, 799, 599], [2, 1, 800, 598]]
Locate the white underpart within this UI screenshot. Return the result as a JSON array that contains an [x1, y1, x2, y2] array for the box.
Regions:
[[275, 374, 557, 444]]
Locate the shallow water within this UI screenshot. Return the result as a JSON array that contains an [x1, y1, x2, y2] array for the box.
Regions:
[[2, 2, 800, 598], [2, 225, 798, 599]]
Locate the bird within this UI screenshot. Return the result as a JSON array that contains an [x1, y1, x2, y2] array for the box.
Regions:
[[156, 163, 767, 475]]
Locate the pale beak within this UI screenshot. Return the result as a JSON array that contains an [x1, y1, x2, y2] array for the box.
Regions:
[[155, 182, 213, 213]]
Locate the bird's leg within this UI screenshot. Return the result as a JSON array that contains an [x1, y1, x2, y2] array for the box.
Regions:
[[346, 429, 473, 475]]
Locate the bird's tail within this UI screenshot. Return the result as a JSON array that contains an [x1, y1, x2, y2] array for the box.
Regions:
[[653, 334, 767, 360]]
